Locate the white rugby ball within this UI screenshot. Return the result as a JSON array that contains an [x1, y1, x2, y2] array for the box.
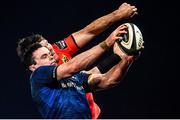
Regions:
[[117, 23, 144, 55]]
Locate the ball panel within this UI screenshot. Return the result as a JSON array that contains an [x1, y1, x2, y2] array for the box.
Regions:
[[117, 23, 144, 55], [120, 23, 134, 50], [133, 24, 143, 50]]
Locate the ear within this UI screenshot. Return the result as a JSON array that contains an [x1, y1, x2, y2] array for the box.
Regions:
[[29, 64, 36, 72]]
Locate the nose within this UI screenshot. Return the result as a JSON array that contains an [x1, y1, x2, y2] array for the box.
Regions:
[[48, 54, 54, 60]]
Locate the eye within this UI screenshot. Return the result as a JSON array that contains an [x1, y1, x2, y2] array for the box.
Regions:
[[41, 54, 48, 59]]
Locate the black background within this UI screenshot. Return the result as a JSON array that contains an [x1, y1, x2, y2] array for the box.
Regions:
[[0, 0, 179, 118]]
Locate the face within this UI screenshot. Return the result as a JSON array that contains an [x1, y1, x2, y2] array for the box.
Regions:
[[39, 39, 53, 51], [39, 39, 59, 61], [29, 46, 57, 71]]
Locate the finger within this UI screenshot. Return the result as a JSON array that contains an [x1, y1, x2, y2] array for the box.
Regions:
[[119, 30, 127, 34], [132, 8, 137, 12], [131, 6, 137, 10], [127, 3, 131, 6], [130, 12, 138, 17], [123, 2, 128, 5], [117, 25, 128, 30], [116, 36, 123, 41]]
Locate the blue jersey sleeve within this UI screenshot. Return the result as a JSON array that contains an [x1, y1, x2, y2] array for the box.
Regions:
[[78, 71, 92, 93], [30, 66, 57, 84], [75, 71, 89, 84]]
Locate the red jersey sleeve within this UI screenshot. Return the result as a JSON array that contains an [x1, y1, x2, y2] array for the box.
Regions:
[[52, 35, 79, 56]]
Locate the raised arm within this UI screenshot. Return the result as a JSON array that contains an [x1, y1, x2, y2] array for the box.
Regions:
[[87, 42, 139, 91], [72, 2, 138, 48], [87, 56, 133, 91], [56, 25, 128, 80]]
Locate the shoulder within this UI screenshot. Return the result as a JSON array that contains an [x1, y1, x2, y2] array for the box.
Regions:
[[34, 66, 56, 74], [30, 66, 57, 82]]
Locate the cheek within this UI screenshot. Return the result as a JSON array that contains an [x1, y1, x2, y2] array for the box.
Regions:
[[43, 60, 52, 65], [37, 60, 51, 66]]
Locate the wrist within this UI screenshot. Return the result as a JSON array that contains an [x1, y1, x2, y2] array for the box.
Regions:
[[99, 41, 110, 51], [111, 10, 123, 22]]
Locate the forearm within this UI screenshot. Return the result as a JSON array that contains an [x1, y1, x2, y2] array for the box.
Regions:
[[72, 11, 122, 48], [81, 11, 121, 34], [104, 58, 131, 85], [90, 58, 132, 91], [68, 44, 106, 71]]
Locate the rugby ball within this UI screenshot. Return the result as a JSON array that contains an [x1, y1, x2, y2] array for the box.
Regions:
[[117, 23, 144, 55]]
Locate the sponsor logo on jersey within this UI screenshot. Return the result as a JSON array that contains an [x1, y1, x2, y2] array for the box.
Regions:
[[55, 40, 67, 49], [62, 55, 69, 63], [61, 81, 84, 90]]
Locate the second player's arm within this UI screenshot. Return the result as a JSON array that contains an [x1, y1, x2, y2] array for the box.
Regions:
[[72, 2, 138, 48], [87, 56, 134, 91]]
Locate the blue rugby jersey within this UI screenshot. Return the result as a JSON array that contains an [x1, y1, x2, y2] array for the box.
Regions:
[[30, 66, 91, 119]]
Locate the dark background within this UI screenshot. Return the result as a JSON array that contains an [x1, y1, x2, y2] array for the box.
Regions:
[[0, 0, 179, 118]]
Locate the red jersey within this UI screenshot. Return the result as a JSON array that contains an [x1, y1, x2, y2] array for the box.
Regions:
[[52, 35, 101, 119]]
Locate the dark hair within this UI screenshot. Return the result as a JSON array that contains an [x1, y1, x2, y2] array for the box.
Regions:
[[19, 42, 42, 69], [16, 34, 44, 60]]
